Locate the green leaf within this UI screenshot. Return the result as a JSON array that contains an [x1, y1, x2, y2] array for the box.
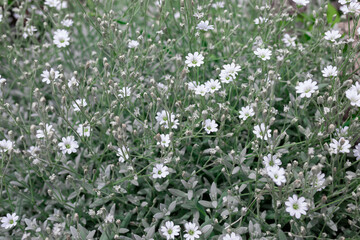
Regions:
[[278, 229, 287, 240], [327, 3, 340, 26]]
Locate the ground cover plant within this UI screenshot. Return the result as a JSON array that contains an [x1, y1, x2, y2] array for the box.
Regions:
[[1, 0, 360, 239]]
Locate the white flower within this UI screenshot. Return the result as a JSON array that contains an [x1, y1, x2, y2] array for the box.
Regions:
[[345, 85, 360, 107], [0, 13, 3, 23], [45, 0, 60, 7], [253, 123, 271, 140], [156, 110, 179, 129], [212, 2, 225, 9], [340, 2, 360, 15], [185, 52, 204, 67], [58, 136, 79, 154], [203, 119, 218, 134], [322, 65, 338, 78], [223, 232, 242, 240], [36, 124, 54, 139], [310, 172, 326, 191], [56, 1, 67, 10], [117, 146, 129, 162], [263, 154, 282, 168], [254, 17, 268, 25], [267, 166, 286, 186], [118, 87, 131, 98], [354, 143, 360, 160], [219, 71, 234, 83], [68, 76, 79, 88], [204, 79, 221, 93], [238, 106, 255, 121], [324, 30, 341, 42], [0, 139, 14, 153], [41, 68, 60, 84], [293, 0, 310, 6], [254, 48, 272, 61], [187, 81, 199, 91], [184, 222, 202, 240], [128, 40, 139, 48], [335, 126, 349, 137], [152, 164, 169, 179], [194, 84, 208, 96], [329, 137, 351, 154], [23, 25, 37, 39], [196, 20, 214, 31], [27, 146, 40, 158], [220, 63, 241, 83], [61, 18, 73, 27], [295, 79, 318, 98], [158, 134, 170, 147], [285, 195, 308, 219], [72, 99, 87, 112], [339, 0, 355, 4], [1, 213, 19, 229], [53, 29, 70, 48], [0, 75, 6, 84], [160, 221, 181, 240], [76, 124, 91, 137], [358, 27, 360, 35], [282, 34, 296, 47], [104, 214, 114, 223]]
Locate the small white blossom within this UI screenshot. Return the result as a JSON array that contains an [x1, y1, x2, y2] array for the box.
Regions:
[[72, 99, 87, 112], [285, 195, 308, 219], [185, 52, 204, 67], [310, 172, 326, 191], [293, 0, 310, 6], [118, 87, 131, 98], [1, 213, 19, 229], [340, 2, 360, 15], [58, 136, 79, 154], [0, 139, 14, 153], [324, 30, 341, 42], [254, 48, 272, 61], [204, 79, 221, 93], [117, 146, 129, 163], [223, 232, 242, 240], [158, 134, 171, 147], [238, 106, 255, 121], [61, 18, 73, 27], [329, 137, 351, 154], [254, 17, 268, 25], [0, 75, 6, 84], [253, 123, 271, 140], [267, 166, 286, 186], [353, 143, 360, 160], [76, 124, 91, 137], [36, 124, 54, 139], [68, 76, 79, 88], [156, 110, 179, 129], [194, 84, 208, 96], [152, 164, 169, 179], [184, 222, 202, 240], [128, 40, 139, 48], [295, 79, 318, 98], [322, 65, 338, 78], [263, 154, 282, 168], [41, 68, 60, 84], [203, 119, 218, 134], [53, 29, 70, 48], [160, 221, 181, 240], [196, 20, 214, 31], [282, 34, 296, 47]]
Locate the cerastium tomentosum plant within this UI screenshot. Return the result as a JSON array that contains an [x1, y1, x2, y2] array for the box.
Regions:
[[0, 0, 360, 239]]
